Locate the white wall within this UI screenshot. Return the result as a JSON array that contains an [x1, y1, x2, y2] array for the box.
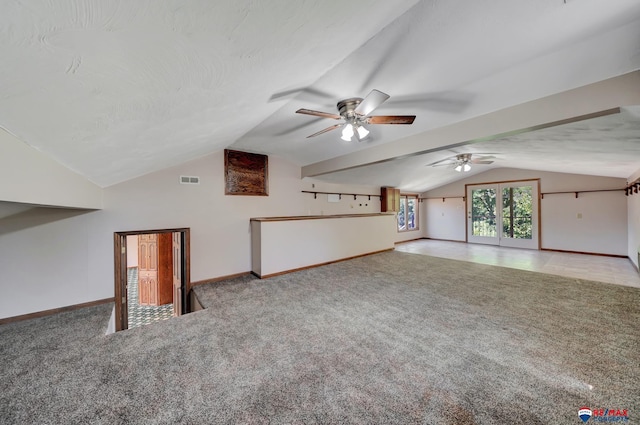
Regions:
[[541, 190, 626, 255], [0, 208, 95, 315], [0, 151, 390, 319], [301, 179, 380, 216], [627, 168, 640, 269], [424, 197, 466, 241], [0, 127, 102, 209], [301, 179, 425, 243], [252, 214, 396, 277], [422, 168, 627, 255], [126, 235, 138, 267]]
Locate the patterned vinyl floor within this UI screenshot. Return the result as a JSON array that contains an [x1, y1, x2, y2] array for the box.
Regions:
[[127, 267, 173, 329]]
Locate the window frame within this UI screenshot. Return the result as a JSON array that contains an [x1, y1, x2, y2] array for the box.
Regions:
[[397, 194, 419, 232]]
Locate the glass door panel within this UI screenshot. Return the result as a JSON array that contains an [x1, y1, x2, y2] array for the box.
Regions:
[[467, 185, 499, 245], [502, 186, 533, 239], [498, 182, 538, 249], [467, 181, 539, 249]]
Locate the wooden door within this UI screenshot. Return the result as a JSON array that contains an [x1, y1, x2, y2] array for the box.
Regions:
[[157, 233, 174, 306], [138, 234, 158, 306], [172, 232, 182, 317], [139, 233, 174, 306], [114, 228, 191, 332], [114, 233, 128, 330]]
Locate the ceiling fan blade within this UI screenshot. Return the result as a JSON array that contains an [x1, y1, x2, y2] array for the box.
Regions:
[[306, 124, 342, 138], [276, 117, 324, 136], [296, 109, 342, 120], [426, 158, 455, 167], [472, 160, 494, 165], [367, 115, 416, 125], [354, 89, 390, 116]]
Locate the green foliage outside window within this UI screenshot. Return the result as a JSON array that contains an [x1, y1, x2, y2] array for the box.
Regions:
[[502, 186, 532, 239], [471, 186, 532, 239], [398, 195, 417, 232], [472, 188, 497, 237]]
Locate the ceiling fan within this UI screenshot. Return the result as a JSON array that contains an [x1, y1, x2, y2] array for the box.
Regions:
[[295, 89, 416, 141], [427, 153, 495, 172]]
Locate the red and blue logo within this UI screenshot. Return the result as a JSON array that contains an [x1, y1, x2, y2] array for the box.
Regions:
[[579, 407, 593, 423], [578, 407, 629, 422]]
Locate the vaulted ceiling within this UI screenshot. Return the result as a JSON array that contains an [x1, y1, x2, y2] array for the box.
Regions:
[[1, 0, 639, 190]]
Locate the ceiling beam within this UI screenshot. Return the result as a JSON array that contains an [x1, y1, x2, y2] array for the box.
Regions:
[[302, 71, 640, 178]]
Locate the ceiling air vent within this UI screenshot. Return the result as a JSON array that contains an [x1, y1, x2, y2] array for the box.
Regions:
[[180, 176, 200, 185]]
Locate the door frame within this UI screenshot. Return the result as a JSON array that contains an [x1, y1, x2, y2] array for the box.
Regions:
[[113, 228, 191, 332], [466, 183, 500, 246], [496, 181, 540, 249], [465, 178, 541, 249]]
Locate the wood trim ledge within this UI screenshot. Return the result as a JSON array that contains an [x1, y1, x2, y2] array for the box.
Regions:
[[250, 213, 394, 222], [0, 297, 114, 326]]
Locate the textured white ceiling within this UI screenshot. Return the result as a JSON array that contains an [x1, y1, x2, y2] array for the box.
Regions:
[[0, 0, 418, 186], [1, 0, 640, 189], [230, 0, 640, 170], [313, 106, 640, 192]]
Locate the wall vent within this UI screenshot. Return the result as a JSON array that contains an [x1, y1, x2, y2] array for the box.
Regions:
[[180, 176, 200, 185]]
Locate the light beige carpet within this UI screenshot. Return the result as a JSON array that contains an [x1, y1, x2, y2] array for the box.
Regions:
[[1, 251, 638, 424]]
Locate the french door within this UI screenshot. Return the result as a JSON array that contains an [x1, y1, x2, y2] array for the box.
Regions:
[[466, 180, 539, 249]]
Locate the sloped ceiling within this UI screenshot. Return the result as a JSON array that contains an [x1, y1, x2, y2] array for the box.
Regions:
[[1, 0, 639, 190], [313, 106, 640, 192]]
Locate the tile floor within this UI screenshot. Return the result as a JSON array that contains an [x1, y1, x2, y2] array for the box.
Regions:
[[127, 267, 174, 329], [395, 239, 640, 288]]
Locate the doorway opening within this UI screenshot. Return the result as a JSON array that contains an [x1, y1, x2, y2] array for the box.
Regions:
[[466, 179, 540, 249], [114, 228, 191, 332]]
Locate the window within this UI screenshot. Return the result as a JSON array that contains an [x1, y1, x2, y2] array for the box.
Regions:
[[398, 194, 418, 232]]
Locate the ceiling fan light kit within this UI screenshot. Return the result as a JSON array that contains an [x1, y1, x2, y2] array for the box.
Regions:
[[428, 153, 495, 172], [296, 89, 416, 141], [340, 122, 370, 142], [341, 123, 355, 141], [454, 163, 471, 172], [356, 124, 369, 139]]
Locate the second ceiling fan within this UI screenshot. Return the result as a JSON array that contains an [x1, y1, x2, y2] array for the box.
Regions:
[[428, 153, 495, 172], [296, 89, 416, 141]]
